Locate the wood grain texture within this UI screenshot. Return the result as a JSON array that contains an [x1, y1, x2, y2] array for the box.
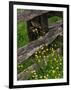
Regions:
[[17, 21, 63, 64]]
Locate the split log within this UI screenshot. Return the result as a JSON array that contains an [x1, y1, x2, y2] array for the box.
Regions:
[[17, 10, 63, 22], [17, 10, 49, 22], [17, 63, 38, 80], [17, 21, 63, 64]]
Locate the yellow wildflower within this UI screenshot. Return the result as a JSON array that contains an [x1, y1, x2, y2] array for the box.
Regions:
[[35, 28, 38, 31], [52, 70, 55, 73], [46, 48, 48, 51], [35, 54, 38, 58], [56, 67, 59, 70], [35, 51, 38, 54], [39, 56, 41, 58], [20, 65, 23, 68], [60, 63, 62, 65], [44, 76, 48, 79], [38, 60, 41, 62], [41, 47, 44, 50], [40, 76, 42, 79], [32, 29, 35, 32], [31, 70, 36, 73], [54, 58, 56, 61]]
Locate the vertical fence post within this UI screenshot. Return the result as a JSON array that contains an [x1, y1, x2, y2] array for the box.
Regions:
[[40, 14, 48, 34]]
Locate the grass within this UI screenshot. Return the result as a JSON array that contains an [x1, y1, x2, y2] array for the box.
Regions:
[[17, 21, 29, 48], [48, 16, 62, 25], [29, 51, 63, 80], [17, 15, 63, 80]]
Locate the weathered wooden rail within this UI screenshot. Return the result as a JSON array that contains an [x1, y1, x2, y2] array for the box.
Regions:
[[18, 20, 63, 64], [17, 10, 63, 80], [17, 63, 38, 80], [17, 10, 63, 22]]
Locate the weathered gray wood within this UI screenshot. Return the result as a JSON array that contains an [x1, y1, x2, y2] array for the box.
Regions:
[[17, 64, 38, 80], [17, 10, 49, 21], [18, 20, 62, 53], [17, 21, 63, 64], [27, 16, 41, 41], [40, 13, 48, 33], [17, 10, 63, 22]]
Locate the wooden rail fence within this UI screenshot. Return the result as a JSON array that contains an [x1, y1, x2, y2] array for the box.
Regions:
[[17, 10, 63, 80]]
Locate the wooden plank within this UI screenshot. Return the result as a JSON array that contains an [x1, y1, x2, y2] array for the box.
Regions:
[[17, 10, 49, 21], [27, 16, 41, 41], [18, 20, 62, 53], [40, 13, 48, 33], [17, 63, 38, 80], [17, 21, 63, 64], [17, 10, 63, 22]]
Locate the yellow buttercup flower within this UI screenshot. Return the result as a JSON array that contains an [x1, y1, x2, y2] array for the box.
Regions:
[[44, 61, 47, 65], [58, 74, 61, 76], [35, 51, 38, 54], [52, 48, 55, 53], [20, 65, 23, 68], [52, 70, 55, 73], [46, 48, 48, 51], [26, 70, 28, 73], [33, 72, 37, 75], [32, 75, 35, 78], [31, 70, 36, 73], [52, 67, 53, 69], [35, 54, 38, 58], [52, 48, 54, 51], [47, 74, 48, 77], [56, 67, 59, 70], [24, 70, 26, 72], [38, 51, 41, 53], [35, 28, 38, 31], [60, 63, 62, 65], [41, 47, 44, 50], [36, 30, 38, 33], [44, 76, 48, 79], [38, 60, 41, 62], [54, 58, 56, 61], [32, 29, 35, 32], [40, 76, 42, 79]]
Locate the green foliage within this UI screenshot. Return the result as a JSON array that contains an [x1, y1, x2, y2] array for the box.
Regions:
[[28, 45, 63, 80], [17, 21, 29, 48], [48, 16, 62, 25]]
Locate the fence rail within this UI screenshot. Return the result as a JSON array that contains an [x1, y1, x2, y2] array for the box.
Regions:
[[17, 20, 63, 64], [17, 10, 63, 21], [17, 10, 63, 80]]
